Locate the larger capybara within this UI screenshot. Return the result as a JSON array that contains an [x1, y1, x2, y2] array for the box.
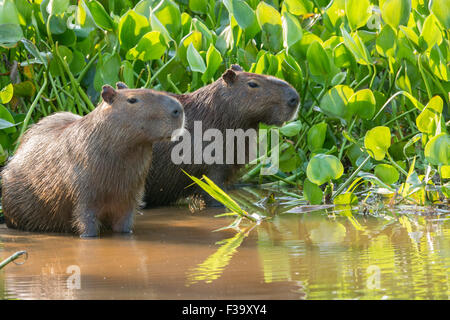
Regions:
[[1, 85, 184, 237], [137, 64, 300, 207]]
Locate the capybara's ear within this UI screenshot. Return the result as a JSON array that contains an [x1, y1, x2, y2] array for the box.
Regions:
[[101, 85, 117, 104], [222, 69, 237, 86], [230, 64, 243, 72], [116, 82, 128, 90]]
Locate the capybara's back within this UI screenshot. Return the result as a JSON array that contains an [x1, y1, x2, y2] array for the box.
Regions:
[[1, 85, 184, 236], [2, 112, 81, 232]]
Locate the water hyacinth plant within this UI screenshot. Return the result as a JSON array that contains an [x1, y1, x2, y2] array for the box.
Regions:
[[0, 0, 448, 212]]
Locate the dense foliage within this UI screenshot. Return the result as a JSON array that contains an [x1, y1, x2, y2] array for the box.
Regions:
[[0, 0, 448, 207]]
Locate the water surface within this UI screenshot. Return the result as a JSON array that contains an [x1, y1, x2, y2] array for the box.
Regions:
[[0, 193, 449, 300]]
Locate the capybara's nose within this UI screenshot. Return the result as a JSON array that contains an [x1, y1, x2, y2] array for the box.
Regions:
[[286, 88, 300, 108]]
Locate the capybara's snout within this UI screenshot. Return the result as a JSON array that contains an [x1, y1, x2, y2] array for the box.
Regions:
[[286, 86, 300, 109], [162, 96, 185, 133]]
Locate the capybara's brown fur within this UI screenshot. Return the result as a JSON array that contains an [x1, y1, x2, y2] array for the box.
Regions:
[[1, 85, 184, 236], [140, 65, 300, 207]]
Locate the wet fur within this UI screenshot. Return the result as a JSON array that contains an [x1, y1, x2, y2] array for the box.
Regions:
[[144, 68, 299, 207], [1, 88, 183, 235]]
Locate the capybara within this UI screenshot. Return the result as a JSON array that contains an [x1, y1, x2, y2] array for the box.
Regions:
[[1, 85, 184, 237], [135, 64, 299, 207]]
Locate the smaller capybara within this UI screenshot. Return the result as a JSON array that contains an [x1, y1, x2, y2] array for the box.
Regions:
[[138, 64, 300, 207], [1, 85, 184, 237]]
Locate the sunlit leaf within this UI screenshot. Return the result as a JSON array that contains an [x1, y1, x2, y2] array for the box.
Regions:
[[320, 85, 354, 120], [416, 96, 443, 134], [424, 133, 449, 166], [256, 2, 283, 52], [0, 84, 13, 104], [87, 0, 114, 31], [429, 0, 450, 29], [380, 0, 411, 29], [345, 0, 371, 30], [126, 31, 167, 61], [348, 89, 376, 120], [118, 10, 151, 51], [364, 126, 391, 161], [375, 164, 400, 185], [307, 154, 344, 185], [282, 11, 303, 48]]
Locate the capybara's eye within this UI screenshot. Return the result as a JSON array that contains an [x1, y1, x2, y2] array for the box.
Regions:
[[248, 81, 259, 88], [127, 97, 138, 104]]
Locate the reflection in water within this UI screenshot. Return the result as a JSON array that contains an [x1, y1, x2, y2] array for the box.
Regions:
[[0, 193, 449, 299], [186, 230, 248, 286]]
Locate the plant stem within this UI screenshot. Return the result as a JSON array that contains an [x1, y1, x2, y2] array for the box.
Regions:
[[332, 155, 371, 200], [15, 75, 48, 153]]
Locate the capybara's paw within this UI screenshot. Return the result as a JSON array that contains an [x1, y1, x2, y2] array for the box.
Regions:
[[79, 231, 98, 238]]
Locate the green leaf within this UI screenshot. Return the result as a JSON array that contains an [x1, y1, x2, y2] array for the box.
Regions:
[[126, 31, 167, 61], [189, 0, 208, 14], [374, 164, 400, 185], [341, 27, 371, 65], [420, 14, 443, 50], [87, 0, 114, 31], [0, 118, 17, 130], [428, 44, 448, 81], [280, 120, 302, 137], [282, 11, 303, 48], [69, 50, 86, 75], [118, 10, 151, 51], [150, 12, 173, 45], [304, 178, 323, 205], [364, 126, 391, 161], [0, 24, 23, 48], [121, 60, 134, 88], [225, 0, 258, 31], [201, 44, 223, 83], [333, 43, 355, 69], [279, 144, 300, 172], [306, 40, 330, 76], [380, 0, 411, 29], [345, 0, 371, 30], [376, 24, 397, 58], [424, 133, 449, 166], [187, 43, 206, 73], [307, 122, 327, 152], [283, 0, 313, 15], [348, 89, 376, 120], [0, 84, 13, 104], [0, 0, 20, 25], [153, 0, 181, 39], [416, 96, 443, 134], [178, 31, 203, 66], [0, 104, 16, 133], [306, 154, 344, 185], [46, 0, 69, 15], [320, 85, 354, 120], [430, 0, 450, 29], [256, 1, 283, 52], [48, 14, 66, 34]]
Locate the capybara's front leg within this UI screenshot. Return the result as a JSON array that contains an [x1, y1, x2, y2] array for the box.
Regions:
[[112, 210, 134, 234], [74, 204, 99, 238]]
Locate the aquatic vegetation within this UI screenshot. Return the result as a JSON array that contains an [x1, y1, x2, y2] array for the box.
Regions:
[[0, 0, 448, 211]]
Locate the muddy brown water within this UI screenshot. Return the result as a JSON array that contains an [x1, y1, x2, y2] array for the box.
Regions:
[[0, 194, 449, 300]]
